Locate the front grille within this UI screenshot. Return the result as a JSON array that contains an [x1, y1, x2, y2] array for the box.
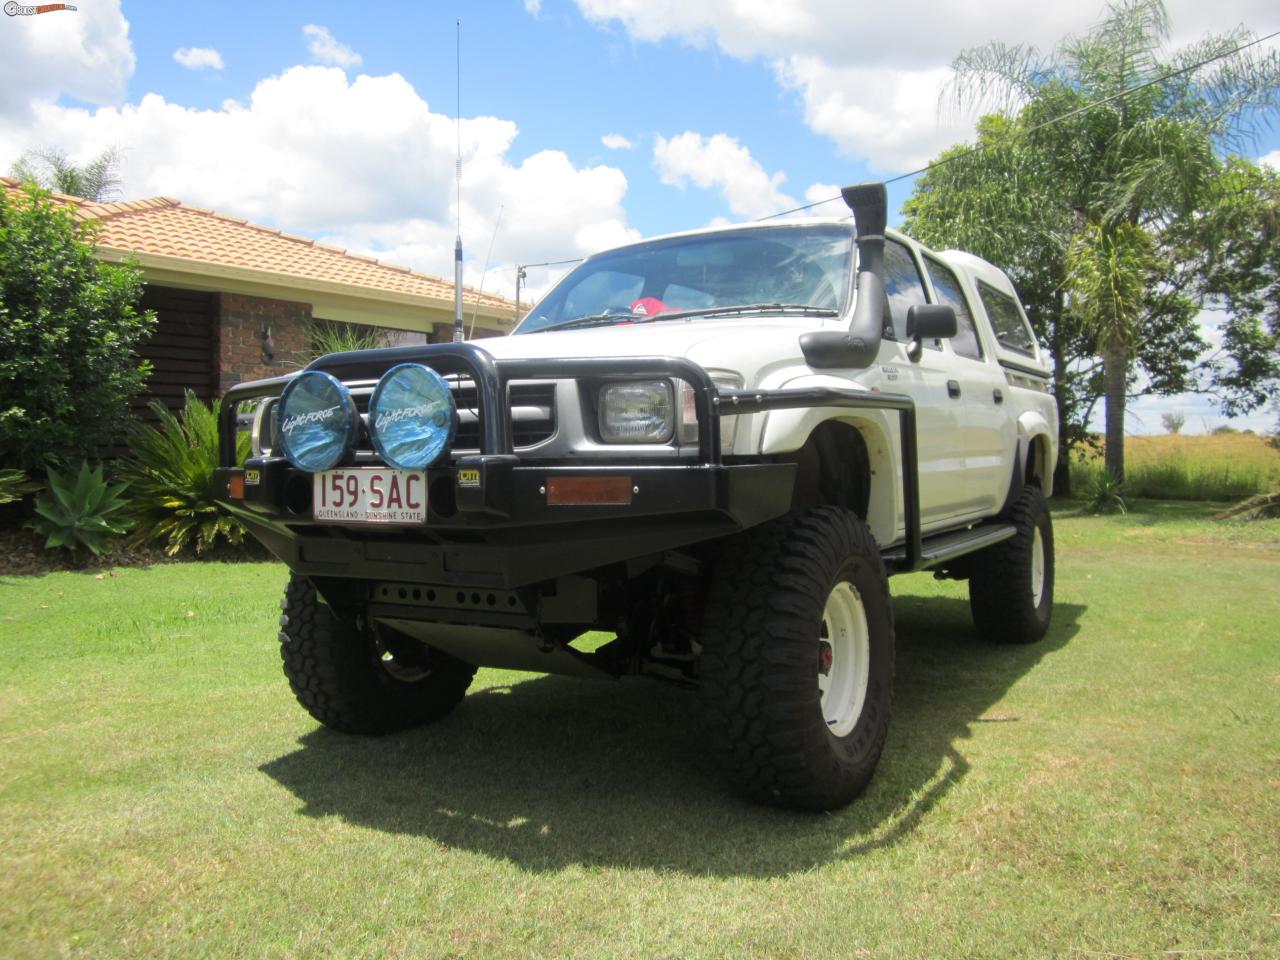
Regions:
[[255, 377, 557, 462]]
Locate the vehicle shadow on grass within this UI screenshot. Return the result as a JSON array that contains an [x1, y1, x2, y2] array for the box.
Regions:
[[260, 595, 1084, 878]]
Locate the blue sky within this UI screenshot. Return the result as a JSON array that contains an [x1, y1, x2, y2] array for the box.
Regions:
[[1, 0, 1277, 431]]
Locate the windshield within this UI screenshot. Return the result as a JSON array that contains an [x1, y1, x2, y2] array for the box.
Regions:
[[516, 224, 854, 334]]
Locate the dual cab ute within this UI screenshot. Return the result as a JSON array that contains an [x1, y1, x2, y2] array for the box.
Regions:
[[215, 183, 1058, 810]]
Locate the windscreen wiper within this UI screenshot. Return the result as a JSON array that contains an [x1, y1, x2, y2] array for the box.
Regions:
[[534, 312, 634, 333], [654, 303, 840, 321], [534, 303, 838, 333]]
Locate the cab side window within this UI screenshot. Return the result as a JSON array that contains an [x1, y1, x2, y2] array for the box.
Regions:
[[977, 280, 1037, 355], [882, 240, 929, 343], [924, 257, 983, 361]]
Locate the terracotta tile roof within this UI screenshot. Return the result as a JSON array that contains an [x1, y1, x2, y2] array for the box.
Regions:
[[0, 177, 515, 315]]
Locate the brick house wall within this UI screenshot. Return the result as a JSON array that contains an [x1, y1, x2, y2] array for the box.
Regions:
[[217, 293, 312, 393]]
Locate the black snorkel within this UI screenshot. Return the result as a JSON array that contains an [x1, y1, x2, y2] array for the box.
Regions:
[[799, 182, 887, 369]]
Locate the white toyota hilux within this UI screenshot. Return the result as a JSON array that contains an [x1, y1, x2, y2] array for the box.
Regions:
[[215, 183, 1058, 810]]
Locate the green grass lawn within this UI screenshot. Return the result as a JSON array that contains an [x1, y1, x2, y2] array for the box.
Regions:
[[2, 502, 1277, 959]]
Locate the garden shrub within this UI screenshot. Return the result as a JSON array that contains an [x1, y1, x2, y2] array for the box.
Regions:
[[0, 468, 40, 506], [0, 184, 155, 471]]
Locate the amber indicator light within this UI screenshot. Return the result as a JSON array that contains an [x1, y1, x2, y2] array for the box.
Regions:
[[229, 474, 245, 500], [546, 476, 633, 506]]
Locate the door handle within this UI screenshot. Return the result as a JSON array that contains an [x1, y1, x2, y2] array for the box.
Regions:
[[947, 380, 961, 399], [993, 388, 1004, 404]]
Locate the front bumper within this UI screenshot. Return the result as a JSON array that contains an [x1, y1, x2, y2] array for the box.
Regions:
[[215, 456, 795, 587], [215, 342, 922, 587]]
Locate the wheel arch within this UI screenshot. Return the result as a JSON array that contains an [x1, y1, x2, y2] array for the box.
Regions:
[[1015, 409, 1056, 498], [757, 397, 899, 546]]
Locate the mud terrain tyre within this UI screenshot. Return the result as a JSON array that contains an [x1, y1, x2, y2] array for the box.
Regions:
[[969, 485, 1054, 644], [279, 574, 476, 734], [699, 507, 894, 811]]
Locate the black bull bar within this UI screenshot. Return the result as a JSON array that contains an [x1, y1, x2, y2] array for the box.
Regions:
[[217, 341, 922, 573]]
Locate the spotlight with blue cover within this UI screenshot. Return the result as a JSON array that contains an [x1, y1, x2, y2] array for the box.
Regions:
[[276, 370, 359, 472], [368, 363, 457, 469]]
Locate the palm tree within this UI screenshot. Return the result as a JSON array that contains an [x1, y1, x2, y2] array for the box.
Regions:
[[948, 0, 1280, 480], [1065, 222, 1156, 479], [9, 146, 122, 202]]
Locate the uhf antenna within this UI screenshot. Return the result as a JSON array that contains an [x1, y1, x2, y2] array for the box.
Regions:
[[452, 18, 464, 343]]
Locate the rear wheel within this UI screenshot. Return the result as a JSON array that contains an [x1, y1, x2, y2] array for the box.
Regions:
[[969, 485, 1055, 644], [279, 574, 475, 734], [699, 508, 894, 811]]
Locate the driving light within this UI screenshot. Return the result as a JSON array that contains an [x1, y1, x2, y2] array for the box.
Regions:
[[368, 363, 457, 469], [599, 380, 674, 443], [276, 371, 358, 472]]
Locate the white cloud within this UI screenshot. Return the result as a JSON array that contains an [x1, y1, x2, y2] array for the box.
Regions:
[[173, 47, 224, 71], [652, 134, 854, 221], [601, 133, 633, 150], [0, 64, 635, 299], [574, 0, 1280, 170], [776, 58, 976, 171], [524, 0, 543, 14], [803, 181, 846, 217], [1260, 150, 1280, 171], [653, 131, 797, 220], [303, 24, 362, 69], [0, 0, 134, 121]]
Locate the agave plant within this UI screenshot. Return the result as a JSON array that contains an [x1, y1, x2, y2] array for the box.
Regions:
[[1085, 468, 1128, 515], [29, 461, 131, 554], [120, 391, 251, 556]]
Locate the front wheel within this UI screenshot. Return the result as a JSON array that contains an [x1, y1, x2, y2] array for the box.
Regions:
[[278, 575, 476, 734], [698, 508, 895, 811], [968, 485, 1055, 644]]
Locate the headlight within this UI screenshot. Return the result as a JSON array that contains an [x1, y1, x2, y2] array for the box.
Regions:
[[368, 363, 457, 469], [678, 375, 742, 452], [598, 380, 674, 443], [276, 370, 359, 472]]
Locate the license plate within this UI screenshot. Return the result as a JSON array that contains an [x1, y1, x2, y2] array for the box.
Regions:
[[313, 469, 427, 524]]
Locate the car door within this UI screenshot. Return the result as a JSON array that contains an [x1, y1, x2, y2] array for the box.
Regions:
[[922, 255, 1016, 515], [875, 238, 970, 526]]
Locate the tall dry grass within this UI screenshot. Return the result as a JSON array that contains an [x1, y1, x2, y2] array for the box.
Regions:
[[1071, 433, 1280, 501]]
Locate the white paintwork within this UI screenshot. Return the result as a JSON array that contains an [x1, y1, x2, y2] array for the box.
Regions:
[[492, 218, 1058, 547], [819, 580, 871, 738]]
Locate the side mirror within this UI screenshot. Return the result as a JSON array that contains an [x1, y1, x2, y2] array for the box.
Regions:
[[906, 304, 957, 341], [904, 304, 956, 363]]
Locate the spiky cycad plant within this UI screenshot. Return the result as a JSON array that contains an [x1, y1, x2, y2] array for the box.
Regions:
[[120, 391, 251, 556]]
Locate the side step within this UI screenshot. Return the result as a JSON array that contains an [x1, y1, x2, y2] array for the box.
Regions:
[[882, 522, 1016, 574]]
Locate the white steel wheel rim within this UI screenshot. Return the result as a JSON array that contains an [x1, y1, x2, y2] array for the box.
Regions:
[[1030, 527, 1046, 607], [818, 580, 871, 738]]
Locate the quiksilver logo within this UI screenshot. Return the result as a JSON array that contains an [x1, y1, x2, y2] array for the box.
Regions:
[[281, 405, 340, 435], [375, 404, 447, 432]]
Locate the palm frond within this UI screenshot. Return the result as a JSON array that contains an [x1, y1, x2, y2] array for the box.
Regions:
[[946, 41, 1050, 117]]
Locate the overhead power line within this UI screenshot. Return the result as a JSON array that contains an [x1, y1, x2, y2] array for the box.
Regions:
[[755, 26, 1280, 222]]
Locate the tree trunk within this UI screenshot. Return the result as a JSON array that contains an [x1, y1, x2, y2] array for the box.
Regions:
[[1050, 293, 1071, 496], [1102, 340, 1128, 482]]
